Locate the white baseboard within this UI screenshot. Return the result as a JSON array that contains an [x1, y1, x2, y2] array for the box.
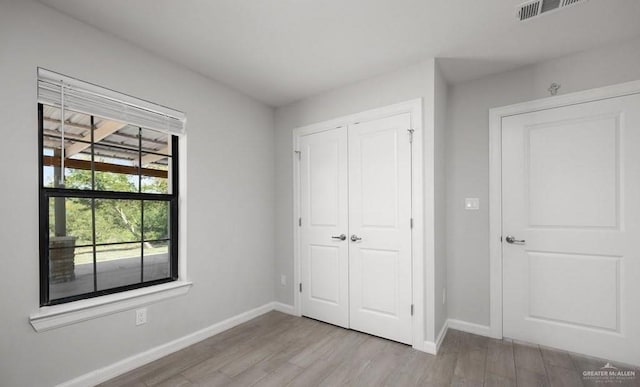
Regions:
[[272, 302, 296, 316], [435, 320, 449, 352], [58, 302, 278, 387], [447, 318, 493, 338], [422, 340, 436, 354], [422, 320, 449, 355]]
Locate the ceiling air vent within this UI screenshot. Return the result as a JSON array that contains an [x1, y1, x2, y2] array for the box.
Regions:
[[518, 1, 541, 21], [517, 0, 588, 21]]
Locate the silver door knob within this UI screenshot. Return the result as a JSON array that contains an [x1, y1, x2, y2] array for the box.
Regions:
[[505, 235, 525, 244], [331, 234, 346, 241], [350, 234, 362, 242]]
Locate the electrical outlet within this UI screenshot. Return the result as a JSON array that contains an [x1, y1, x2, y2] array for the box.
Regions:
[[280, 274, 287, 286], [442, 288, 447, 305], [135, 308, 147, 326]]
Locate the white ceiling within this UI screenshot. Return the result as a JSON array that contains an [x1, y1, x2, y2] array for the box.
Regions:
[[39, 0, 640, 107]]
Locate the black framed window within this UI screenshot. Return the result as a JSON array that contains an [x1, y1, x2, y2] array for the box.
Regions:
[[38, 103, 179, 306]]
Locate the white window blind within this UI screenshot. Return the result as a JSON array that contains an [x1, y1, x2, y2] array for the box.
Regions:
[[37, 68, 186, 136]]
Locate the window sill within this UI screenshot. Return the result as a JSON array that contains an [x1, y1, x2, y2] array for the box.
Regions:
[[29, 281, 192, 332]]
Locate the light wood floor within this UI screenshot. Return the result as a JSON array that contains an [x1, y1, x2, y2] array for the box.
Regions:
[[100, 311, 638, 387]]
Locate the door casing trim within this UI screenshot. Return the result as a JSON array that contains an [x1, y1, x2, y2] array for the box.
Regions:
[[488, 79, 640, 340], [292, 98, 426, 351]]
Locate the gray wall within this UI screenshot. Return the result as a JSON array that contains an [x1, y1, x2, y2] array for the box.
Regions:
[[0, 1, 275, 386], [433, 61, 448, 337], [445, 36, 640, 326], [2, 2, 639, 384], [274, 60, 437, 338]]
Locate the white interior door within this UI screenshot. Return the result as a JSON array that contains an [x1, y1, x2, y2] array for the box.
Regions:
[[502, 94, 640, 365], [299, 127, 349, 328], [348, 113, 413, 345]]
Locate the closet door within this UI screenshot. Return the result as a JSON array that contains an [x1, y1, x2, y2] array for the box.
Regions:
[[299, 127, 349, 328], [348, 113, 413, 344]]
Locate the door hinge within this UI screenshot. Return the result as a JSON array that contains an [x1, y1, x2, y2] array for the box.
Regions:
[[299, 283, 302, 293], [298, 217, 302, 227], [410, 218, 414, 229], [408, 128, 414, 143], [411, 304, 414, 316], [294, 150, 301, 160]]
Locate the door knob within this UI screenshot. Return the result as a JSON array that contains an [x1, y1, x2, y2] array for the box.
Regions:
[[331, 234, 346, 241], [350, 234, 362, 242], [505, 235, 525, 244]]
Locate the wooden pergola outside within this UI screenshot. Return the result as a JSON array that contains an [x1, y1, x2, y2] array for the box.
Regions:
[[42, 105, 171, 181]]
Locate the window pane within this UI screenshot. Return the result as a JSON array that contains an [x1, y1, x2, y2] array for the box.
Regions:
[[95, 199, 142, 244], [42, 105, 92, 135], [42, 136, 93, 189], [141, 128, 171, 156], [42, 146, 55, 188], [96, 242, 142, 291], [93, 120, 140, 193], [48, 196, 95, 301], [49, 197, 93, 246], [140, 128, 172, 194], [93, 144, 140, 193], [48, 245, 94, 300], [143, 240, 170, 282], [42, 106, 94, 189], [97, 121, 140, 153], [141, 158, 171, 194], [65, 152, 94, 189], [143, 200, 170, 240], [42, 105, 93, 142]]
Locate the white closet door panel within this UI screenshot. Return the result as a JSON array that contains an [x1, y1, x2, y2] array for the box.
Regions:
[[348, 113, 413, 344], [299, 128, 349, 328]]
